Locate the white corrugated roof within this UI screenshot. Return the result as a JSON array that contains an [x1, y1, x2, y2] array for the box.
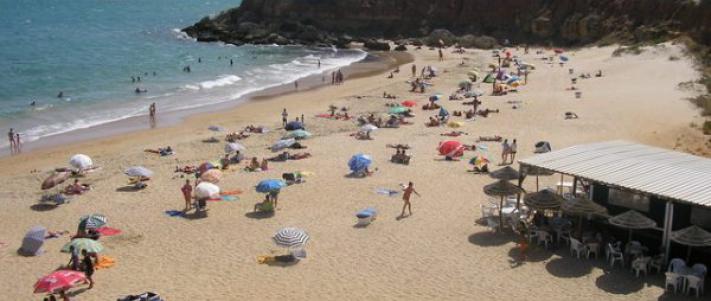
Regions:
[[519, 140, 711, 207]]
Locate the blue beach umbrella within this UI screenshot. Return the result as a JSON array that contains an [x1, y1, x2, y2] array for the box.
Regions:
[[348, 153, 372, 172], [438, 107, 449, 118], [285, 121, 304, 131], [256, 179, 287, 193]]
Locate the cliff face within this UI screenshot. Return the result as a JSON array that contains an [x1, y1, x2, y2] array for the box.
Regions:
[[183, 0, 711, 47]]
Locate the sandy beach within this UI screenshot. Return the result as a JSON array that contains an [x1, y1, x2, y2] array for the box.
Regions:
[[1, 43, 709, 300]]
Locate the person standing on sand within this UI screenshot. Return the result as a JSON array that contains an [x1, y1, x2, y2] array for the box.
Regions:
[[438, 48, 443, 61], [411, 64, 416, 77], [301, 114, 305, 126], [400, 182, 420, 217], [509, 139, 518, 164], [501, 139, 510, 165], [149, 103, 156, 119], [15, 133, 21, 153], [294, 80, 298, 90], [281, 109, 288, 127], [181, 179, 192, 211], [82, 249, 94, 289], [8, 128, 15, 153], [331, 72, 335, 85]]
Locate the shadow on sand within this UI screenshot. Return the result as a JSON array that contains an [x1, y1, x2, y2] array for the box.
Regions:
[[467, 231, 514, 247], [30, 203, 58, 212]]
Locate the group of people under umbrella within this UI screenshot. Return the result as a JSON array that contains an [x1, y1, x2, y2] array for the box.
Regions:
[[480, 164, 710, 293]]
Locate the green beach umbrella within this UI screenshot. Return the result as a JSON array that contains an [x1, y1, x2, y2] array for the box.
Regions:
[[389, 106, 409, 115], [62, 238, 104, 253], [283, 129, 312, 140]]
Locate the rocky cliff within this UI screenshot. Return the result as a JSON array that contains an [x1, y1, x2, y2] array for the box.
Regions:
[[183, 0, 711, 49]]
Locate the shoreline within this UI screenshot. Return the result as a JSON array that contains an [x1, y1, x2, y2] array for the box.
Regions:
[[2, 50, 412, 158]]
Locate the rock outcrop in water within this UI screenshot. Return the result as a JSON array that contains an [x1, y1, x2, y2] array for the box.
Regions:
[[183, 0, 711, 49]]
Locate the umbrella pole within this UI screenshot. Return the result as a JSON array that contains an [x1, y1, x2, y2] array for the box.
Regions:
[[536, 175, 539, 191], [686, 246, 692, 262], [499, 195, 504, 232], [628, 229, 633, 242], [577, 216, 583, 239]]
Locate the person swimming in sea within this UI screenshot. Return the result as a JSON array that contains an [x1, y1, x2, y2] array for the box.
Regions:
[[30, 100, 36, 107], [57, 91, 63, 98], [135, 87, 147, 94]]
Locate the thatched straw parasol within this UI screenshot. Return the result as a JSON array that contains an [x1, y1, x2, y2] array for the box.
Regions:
[[522, 165, 554, 190], [523, 189, 564, 210], [489, 166, 520, 181], [670, 225, 711, 261], [561, 196, 608, 237], [484, 180, 525, 230], [608, 210, 656, 241]]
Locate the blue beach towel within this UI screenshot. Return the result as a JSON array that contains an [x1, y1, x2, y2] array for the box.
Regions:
[[164, 210, 186, 217]]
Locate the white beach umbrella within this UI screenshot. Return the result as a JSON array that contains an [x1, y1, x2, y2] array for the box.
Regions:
[[124, 166, 153, 178], [361, 124, 378, 132], [273, 227, 310, 248], [69, 154, 93, 170], [195, 182, 220, 199], [224, 142, 245, 153]]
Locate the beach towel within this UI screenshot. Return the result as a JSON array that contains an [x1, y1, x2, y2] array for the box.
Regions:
[[96, 227, 122, 236], [164, 210, 186, 218], [95, 255, 116, 269], [207, 195, 239, 202], [221, 189, 243, 195], [375, 188, 400, 197]]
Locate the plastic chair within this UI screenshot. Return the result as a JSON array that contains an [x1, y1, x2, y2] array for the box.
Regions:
[[586, 242, 600, 259], [685, 275, 703, 297], [649, 254, 664, 274], [632, 257, 650, 277], [692, 263, 707, 279], [536, 230, 553, 249], [480, 204, 494, 218], [485, 217, 499, 232], [665, 272, 683, 294], [608, 244, 624, 267], [569, 237, 586, 259], [557, 229, 571, 246], [668, 258, 687, 273]]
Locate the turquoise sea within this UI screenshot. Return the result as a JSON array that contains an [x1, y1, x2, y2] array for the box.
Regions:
[[0, 0, 365, 147]]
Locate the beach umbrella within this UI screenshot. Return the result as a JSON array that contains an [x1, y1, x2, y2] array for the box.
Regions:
[[469, 154, 489, 168], [361, 124, 378, 132], [200, 169, 223, 184], [608, 210, 656, 241], [438, 107, 449, 118], [505, 76, 520, 84], [523, 189, 564, 210], [224, 142, 245, 153], [522, 165, 554, 190], [41, 171, 70, 190], [429, 94, 441, 102], [348, 153, 372, 172], [69, 154, 92, 170], [271, 138, 296, 152], [62, 238, 104, 253], [273, 227, 310, 249], [78, 214, 107, 231], [554, 48, 564, 54], [562, 196, 608, 236], [124, 166, 153, 178], [482, 73, 496, 83], [33, 270, 87, 294], [198, 162, 214, 174], [483, 180, 525, 228], [256, 179, 286, 193], [20, 226, 46, 256], [285, 121, 304, 131], [438, 140, 464, 158], [467, 70, 480, 81], [208, 125, 224, 132], [401, 100, 417, 107], [195, 182, 220, 199], [465, 89, 484, 97], [489, 166, 520, 181], [670, 225, 711, 261], [283, 129, 312, 140], [388, 106, 409, 115]]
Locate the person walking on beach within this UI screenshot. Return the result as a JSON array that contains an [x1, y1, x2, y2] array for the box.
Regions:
[[149, 103, 156, 119], [81, 249, 95, 289], [294, 80, 299, 90], [411, 64, 416, 77], [15, 133, 21, 153], [438, 48, 444, 61], [301, 114, 305, 126], [501, 139, 510, 165], [281, 109, 288, 127], [400, 182, 420, 218], [181, 179, 192, 211], [8, 128, 15, 153], [509, 139, 518, 164]]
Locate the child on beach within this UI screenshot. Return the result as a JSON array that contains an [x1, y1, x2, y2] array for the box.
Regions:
[[181, 180, 192, 210], [400, 182, 420, 218]]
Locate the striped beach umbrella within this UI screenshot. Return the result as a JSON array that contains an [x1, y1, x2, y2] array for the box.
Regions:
[[62, 238, 104, 253], [78, 214, 107, 231], [273, 227, 310, 248]]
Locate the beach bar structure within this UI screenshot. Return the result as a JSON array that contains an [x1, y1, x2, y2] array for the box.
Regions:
[[518, 140, 711, 264]]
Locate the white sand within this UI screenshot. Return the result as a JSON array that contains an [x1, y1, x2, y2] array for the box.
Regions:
[[0, 43, 707, 300]]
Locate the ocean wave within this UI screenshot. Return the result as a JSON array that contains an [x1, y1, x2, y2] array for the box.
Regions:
[[184, 74, 242, 90], [172, 28, 196, 41]]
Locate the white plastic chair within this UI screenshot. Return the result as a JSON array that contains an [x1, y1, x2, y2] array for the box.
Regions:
[[665, 272, 683, 294], [586, 242, 600, 259], [685, 275, 703, 297], [536, 230, 553, 249], [608, 244, 624, 267], [480, 204, 494, 218], [485, 217, 500, 232], [569, 237, 586, 259], [632, 257, 650, 277], [668, 258, 687, 272]]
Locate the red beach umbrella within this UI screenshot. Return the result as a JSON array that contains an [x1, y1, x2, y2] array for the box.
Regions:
[[34, 270, 87, 294], [438, 140, 464, 158], [401, 100, 417, 107], [554, 48, 564, 54]]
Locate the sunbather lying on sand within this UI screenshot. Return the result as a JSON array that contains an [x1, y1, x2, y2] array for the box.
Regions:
[[244, 125, 266, 133], [477, 109, 499, 118], [441, 131, 468, 137], [477, 135, 503, 142], [226, 132, 249, 141], [64, 179, 90, 195], [351, 131, 373, 140], [268, 152, 312, 162], [425, 116, 441, 127], [144, 146, 174, 156], [175, 165, 197, 174], [565, 112, 579, 119]]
